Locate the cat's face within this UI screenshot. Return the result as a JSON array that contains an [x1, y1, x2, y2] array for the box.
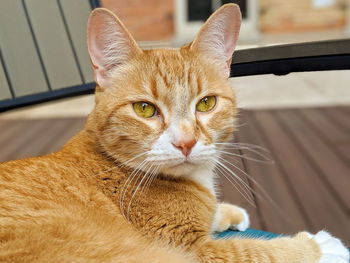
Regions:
[[92, 49, 237, 177], [87, 5, 241, 178]]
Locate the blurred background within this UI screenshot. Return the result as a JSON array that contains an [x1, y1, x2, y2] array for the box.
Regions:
[[0, 0, 349, 246], [101, 0, 350, 45], [1, 0, 349, 114]]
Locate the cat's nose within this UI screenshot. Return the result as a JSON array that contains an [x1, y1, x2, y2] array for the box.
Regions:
[[172, 137, 197, 157]]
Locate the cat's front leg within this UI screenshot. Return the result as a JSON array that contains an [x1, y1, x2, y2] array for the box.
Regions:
[[211, 203, 249, 232]]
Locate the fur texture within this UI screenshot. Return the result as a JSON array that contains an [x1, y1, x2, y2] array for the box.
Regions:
[[0, 4, 348, 263]]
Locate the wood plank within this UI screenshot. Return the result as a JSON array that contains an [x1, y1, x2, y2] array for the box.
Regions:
[[299, 108, 350, 163], [255, 110, 349, 241], [0, 120, 40, 151], [338, 105, 350, 115], [337, 144, 350, 163], [9, 119, 72, 160], [0, 119, 50, 162], [60, 0, 94, 83], [0, 49, 12, 100], [323, 107, 350, 161], [236, 110, 309, 234], [276, 109, 350, 211], [41, 118, 86, 153], [217, 137, 262, 230], [25, 0, 82, 90], [323, 107, 350, 133], [0, 119, 10, 131], [0, 118, 86, 163], [300, 108, 349, 143], [0, 0, 48, 97]]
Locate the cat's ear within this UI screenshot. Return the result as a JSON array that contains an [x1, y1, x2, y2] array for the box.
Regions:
[[190, 4, 241, 78], [87, 8, 142, 88]]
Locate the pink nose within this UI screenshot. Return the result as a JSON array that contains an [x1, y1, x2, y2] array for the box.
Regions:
[[172, 137, 197, 157]]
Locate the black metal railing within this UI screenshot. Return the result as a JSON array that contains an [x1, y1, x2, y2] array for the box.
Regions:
[[0, 0, 100, 111]]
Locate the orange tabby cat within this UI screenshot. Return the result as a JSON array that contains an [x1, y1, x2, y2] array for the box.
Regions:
[[0, 4, 348, 263]]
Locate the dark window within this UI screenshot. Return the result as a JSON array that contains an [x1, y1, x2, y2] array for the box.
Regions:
[[222, 0, 247, 19], [187, 0, 212, 22], [187, 0, 247, 22]]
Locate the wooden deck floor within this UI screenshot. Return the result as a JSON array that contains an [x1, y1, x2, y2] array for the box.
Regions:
[[0, 106, 349, 246]]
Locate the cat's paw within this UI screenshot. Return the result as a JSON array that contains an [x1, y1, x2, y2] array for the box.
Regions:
[[233, 207, 250, 231], [211, 203, 250, 232], [307, 230, 349, 263]]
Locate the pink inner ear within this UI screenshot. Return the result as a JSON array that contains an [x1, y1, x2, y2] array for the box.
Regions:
[[88, 19, 110, 85], [191, 4, 241, 77], [88, 12, 110, 66], [87, 8, 142, 88], [221, 7, 241, 60]]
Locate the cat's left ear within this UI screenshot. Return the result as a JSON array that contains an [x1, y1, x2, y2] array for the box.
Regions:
[[87, 8, 142, 88], [190, 4, 241, 78]]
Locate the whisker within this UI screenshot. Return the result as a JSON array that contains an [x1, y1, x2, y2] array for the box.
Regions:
[[126, 162, 154, 220], [117, 152, 149, 169], [214, 157, 255, 201], [215, 149, 273, 164], [213, 160, 255, 206], [134, 165, 157, 205], [214, 142, 274, 165], [134, 165, 160, 213], [214, 142, 270, 152], [217, 156, 286, 218], [90, 151, 149, 183], [141, 165, 160, 198], [121, 169, 146, 219], [216, 156, 264, 198], [120, 160, 146, 210], [216, 164, 253, 202], [120, 159, 150, 218]]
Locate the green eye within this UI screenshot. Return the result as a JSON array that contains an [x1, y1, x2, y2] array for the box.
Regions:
[[133, 102, 156, 118], [196, 96, 216, 112]]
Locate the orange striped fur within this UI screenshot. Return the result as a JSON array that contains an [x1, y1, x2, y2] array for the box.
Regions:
[[1, 4, 348, 263]]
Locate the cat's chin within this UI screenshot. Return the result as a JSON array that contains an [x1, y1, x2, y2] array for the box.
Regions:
[[160, 161, 200, 178], [160, 160, 214, 179]]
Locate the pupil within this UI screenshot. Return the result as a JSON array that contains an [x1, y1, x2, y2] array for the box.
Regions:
[[204, 97, 208, 105], [142, 103, 147, 111]]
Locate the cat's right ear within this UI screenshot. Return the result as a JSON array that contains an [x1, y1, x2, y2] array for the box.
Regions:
[[87, 8, 142, 89]]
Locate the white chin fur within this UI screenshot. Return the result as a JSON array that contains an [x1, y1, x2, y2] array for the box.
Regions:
[[160, 162, 201, 177]]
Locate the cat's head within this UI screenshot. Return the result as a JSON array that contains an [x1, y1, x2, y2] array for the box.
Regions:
[[86, 4, 241, 178]]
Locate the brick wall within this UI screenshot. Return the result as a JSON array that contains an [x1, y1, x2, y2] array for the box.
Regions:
[[100, 0, 174, 41], [100, 0, 347, 40], [259, 0, 346, 32]]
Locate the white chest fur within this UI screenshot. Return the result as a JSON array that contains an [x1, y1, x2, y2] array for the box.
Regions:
[[185, 166, 216, 196]]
